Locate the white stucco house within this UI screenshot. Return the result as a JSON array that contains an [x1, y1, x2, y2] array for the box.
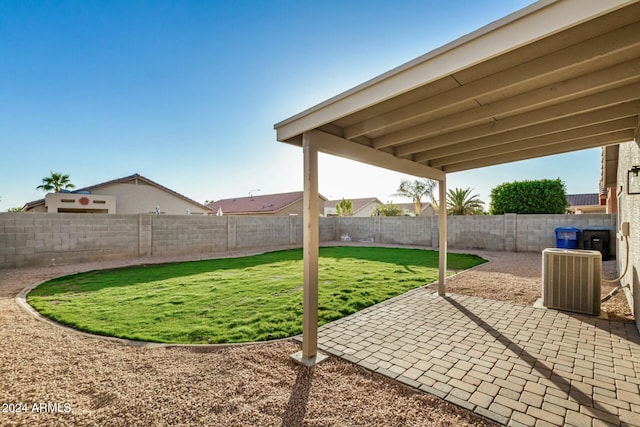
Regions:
[[23, 173, 211, 215]]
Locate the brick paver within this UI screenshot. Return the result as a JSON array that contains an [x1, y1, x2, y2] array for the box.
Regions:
[[312, 289, 640, 426]]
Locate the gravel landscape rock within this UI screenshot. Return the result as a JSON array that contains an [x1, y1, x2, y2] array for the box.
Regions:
[[444, 249, 634, 321]]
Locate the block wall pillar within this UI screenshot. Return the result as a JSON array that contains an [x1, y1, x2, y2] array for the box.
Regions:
[[227, 216, 237, 251], [138, 214, 152, 257], [505, 213, 517, 252]]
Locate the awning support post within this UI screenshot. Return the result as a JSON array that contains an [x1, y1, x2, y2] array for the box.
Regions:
[[438, 176, 447, 297], [291, 131, 327, 367]]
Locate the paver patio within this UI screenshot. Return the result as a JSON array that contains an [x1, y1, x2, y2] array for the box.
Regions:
[[307, 288, 640, 426]]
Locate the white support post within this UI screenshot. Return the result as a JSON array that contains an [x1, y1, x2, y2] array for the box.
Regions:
[[438, 176, 447, 297], [291, 131, 327, 367]]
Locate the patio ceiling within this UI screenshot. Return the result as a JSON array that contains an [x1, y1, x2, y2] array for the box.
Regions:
[[275, 0, 640, 177]]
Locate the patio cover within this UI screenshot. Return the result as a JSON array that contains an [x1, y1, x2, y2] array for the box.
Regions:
[[274, 0, 640, 365]]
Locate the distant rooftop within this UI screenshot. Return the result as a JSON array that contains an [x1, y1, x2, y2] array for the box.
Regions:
[[566, 193, 599, 207], [325, 197, 382, 215], [208, 191, 327, 215]]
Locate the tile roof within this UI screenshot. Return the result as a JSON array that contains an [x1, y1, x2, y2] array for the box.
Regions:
[[207, 191, 327, 215], [566, 193, 599, 207]]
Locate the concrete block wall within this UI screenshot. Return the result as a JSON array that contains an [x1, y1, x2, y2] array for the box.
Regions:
[[504, 213, 517, 252], [320, 217, 336, 242], [379, 217, 431, 245], [293, 217, 336, 245], [334, 217, 379, 241], [514, 214, 616, 253], [447, 215, 506, 250], [235, 216, 293, 249], [444, 214, 616, 253], [332, 217, 433, 245], [0, 213, 139, 268], [0, 212, 618, 269], [332, 214, 617, 254], [151, 215, 228, 256]]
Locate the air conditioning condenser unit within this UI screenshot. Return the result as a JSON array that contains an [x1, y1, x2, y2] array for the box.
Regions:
[[542, 248, 601, 316]]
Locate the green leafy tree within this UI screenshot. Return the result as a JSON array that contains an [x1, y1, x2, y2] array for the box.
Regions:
[[490, 178, 568, 214], [371, 202, 403, 217], [447, 187, 485, 215], [335, 198, 353, 216], [36, 171, 75, 193], [6, 207, 23, 212], [394, 178, 437, 216]]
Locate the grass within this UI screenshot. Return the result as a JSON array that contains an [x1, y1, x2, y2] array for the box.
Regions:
[[27, 246, 486, 344]]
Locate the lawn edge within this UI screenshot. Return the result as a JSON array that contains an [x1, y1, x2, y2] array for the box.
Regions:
[[16, 243, 488, 349], [16, 281, 295, 350]]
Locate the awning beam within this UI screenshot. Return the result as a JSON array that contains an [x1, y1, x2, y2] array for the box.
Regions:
[[306, 129, 445, 181], [382, 81, 640, 151], [443, 130, 634, 172], [411, 102, 640, 162], [429, 118, 637, 168]]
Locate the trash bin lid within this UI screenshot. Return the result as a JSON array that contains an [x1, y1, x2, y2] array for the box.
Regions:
[[555, 226, 580, 232], [582, 226, 610, 231]]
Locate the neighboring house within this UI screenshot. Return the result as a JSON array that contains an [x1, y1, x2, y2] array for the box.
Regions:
[[207, 191, 327, 216], [602, 143, 639, 332], [324, 197, 382, 217], [395, 202, 437, 217], [566, 193, 606, 214], [23, 173, 211, 215]]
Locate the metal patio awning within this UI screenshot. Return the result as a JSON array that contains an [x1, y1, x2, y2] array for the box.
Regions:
[[276, 0, 639, 172], [274, 0, 640, 365]]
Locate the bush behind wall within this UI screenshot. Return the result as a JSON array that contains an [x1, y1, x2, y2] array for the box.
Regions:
[[490, 178, 568, 215]]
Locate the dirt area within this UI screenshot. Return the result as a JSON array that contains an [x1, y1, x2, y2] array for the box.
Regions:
[[445, 250, 635, 322], [0, 247, 635, 426]]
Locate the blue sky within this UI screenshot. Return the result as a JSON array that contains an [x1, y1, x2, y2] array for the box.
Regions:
[[1, 0, 604, 211]]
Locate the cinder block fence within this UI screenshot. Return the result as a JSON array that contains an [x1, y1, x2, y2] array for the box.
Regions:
[[0, 213, 616, 269]]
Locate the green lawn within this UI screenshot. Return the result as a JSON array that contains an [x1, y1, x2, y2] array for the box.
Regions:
[[27, 246, 486, 344]]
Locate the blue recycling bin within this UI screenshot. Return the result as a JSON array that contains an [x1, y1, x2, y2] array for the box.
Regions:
[[555, 226, 580, 249]]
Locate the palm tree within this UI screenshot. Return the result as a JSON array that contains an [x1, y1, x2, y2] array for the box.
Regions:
[[394, 178, 437, 216], [446, 187, 485, 215], [36, 172, 75, 193]]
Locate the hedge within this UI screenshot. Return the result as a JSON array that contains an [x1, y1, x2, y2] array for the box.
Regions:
[[489, 178, 568, 214]]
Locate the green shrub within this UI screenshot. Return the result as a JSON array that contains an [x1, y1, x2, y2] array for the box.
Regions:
[[489, 178, 568, 214], [371, 202, 403, 216]]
